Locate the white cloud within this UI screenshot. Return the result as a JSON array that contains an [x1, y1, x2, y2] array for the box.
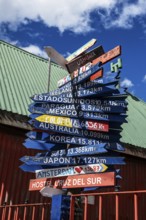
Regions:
[[121, 78, 134, 88], [0, 0, 146, 34], [101, 0, 146, 29], [21, 45, 48, 58], [142, 75, 146, 82], [0, 0, 117, 33]]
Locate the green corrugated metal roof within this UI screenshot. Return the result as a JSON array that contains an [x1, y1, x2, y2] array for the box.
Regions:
[[121, 95, 146, 148], [0, 40, 68, 115], [0, 40, 146, 149]]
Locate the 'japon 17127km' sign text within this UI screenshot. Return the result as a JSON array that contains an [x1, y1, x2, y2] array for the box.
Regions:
[[29, 172, 115, 190]]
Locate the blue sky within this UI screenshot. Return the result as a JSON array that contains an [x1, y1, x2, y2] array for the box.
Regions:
[[0, 0, 146, 101]]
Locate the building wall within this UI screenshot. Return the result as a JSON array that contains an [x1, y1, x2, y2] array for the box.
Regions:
[[0, 124, 50, 206], [1, 124, 146, 220]]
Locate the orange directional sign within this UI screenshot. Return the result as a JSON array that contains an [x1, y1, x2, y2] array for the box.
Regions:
[[92, 45, 121, 66], [29, 172, 115, 191]]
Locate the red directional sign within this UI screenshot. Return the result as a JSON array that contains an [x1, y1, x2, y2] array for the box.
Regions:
[[29, 172, 115, 191]]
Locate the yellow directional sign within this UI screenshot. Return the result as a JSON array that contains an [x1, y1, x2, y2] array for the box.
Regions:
[[66, 38, 97, 62], [36, 115, 73, 127]]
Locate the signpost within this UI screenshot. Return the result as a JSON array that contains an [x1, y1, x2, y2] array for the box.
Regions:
[[20, 40, 127, 209], [29, 172, 115, 190]]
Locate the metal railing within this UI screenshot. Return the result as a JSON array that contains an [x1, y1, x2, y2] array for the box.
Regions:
[[69, 190, 146, 220], [0, 202, 51, 220]]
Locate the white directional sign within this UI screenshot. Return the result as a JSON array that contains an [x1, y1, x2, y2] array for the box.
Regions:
[[35, 163, 108, 178]]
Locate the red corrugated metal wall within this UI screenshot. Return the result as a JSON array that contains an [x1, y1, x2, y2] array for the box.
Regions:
[[1, 124, 146, 220], [0, 125, 50, 206]]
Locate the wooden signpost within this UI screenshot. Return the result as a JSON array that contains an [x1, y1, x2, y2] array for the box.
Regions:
[[20, 40, 127, 212]]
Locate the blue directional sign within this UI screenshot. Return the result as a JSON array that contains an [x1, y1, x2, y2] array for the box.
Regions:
[[29, 105, 127, 122], [47, 78, 119, 97], [23, 138, 62, 151], [19, 164, 50, 172], [77, 79, 119, 90], [57, 82, 119, 99], [35, 145, 108, 157], [29, 102, 127, 116], [27, 131, 107, 145], [20, 155, 125, 166], [26, 122, 121, 142]]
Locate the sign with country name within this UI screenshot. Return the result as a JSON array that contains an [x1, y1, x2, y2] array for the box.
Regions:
[[29, 97, 127, 109], [35, 163, 108, 179], [56, 83, 119, 99], [66, 38, 97, 62], [26, 131, 124, 147], [31, 92, 127, 106], [28, 121, 122, 142], [28, 120, 122, 141], [20, 155, 125, 166], [29, 172, 115, 190], [35, 115, 109, 132], [29, 104, 127, 122], [66, 45, 104, 73]]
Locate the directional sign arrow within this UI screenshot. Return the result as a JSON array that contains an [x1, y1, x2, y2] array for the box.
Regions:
[[28, 104, 127, 122], [92, 45, 121, 66], [66, 38, 97, 62], [19, 163, 49, 172], [45, 46, 68, 70], [29, 172, 115, 190], [66, 45, 104, 73], [20, 155, 125, 166], [23, 138, 124, 153], [26, 130, 121, 144], [57, 83, 120, 99], [35, 114, 109, 132], [23, 138, 63, 151], [35, 163, 108, 179], [35, 144, 107, 158]]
